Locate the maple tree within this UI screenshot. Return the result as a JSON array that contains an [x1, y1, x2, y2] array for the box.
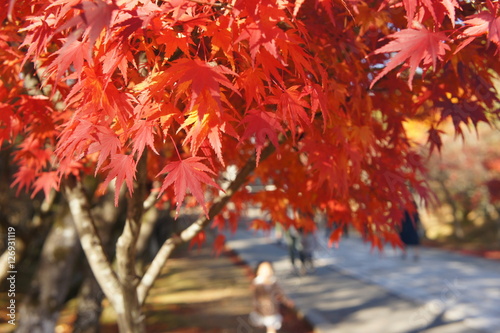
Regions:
[[2, 0, 500, 331]]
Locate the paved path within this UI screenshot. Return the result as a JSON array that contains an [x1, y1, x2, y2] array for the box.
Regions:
[[225, 220, 500, 333]]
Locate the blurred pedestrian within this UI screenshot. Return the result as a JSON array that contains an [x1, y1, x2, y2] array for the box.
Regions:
[[286, 225, 301, 274], [249, 261, 284, 333], [399, 206, 422, 261], [298, 228, 316, 274]]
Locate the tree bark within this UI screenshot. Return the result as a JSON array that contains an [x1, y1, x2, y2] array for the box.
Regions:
[[134, 206, 159, 273], [115, 153, 147, 333], [137, 144, 275, 305], [63, 176, 123, 318], [73, 184, 125, 333]]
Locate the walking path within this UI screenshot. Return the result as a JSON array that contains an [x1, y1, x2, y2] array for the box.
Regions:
[[225, 217, 500, 333]]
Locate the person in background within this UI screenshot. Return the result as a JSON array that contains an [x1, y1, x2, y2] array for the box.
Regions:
[[298, 227, 317, 274], [249, 261, 285, 333], [399, 205, 422, 261], [285, 224, 301, 274]]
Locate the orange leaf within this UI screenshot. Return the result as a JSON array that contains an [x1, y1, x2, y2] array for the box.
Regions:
[[157, 156, 222, 217], [249, 219, 272, 232]]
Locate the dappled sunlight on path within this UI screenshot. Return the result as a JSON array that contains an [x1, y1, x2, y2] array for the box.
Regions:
[[226, 220, 499, 333]]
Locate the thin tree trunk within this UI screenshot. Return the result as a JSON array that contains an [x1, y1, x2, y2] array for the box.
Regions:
[[135, 207, 159, 273], [115, 153, 147, 333], [73, 184, 126, 333], [63, 156, 146, 333], [63, 176, 123, 319], [132, 184, 161, 275], [137, 144, 275, 305]]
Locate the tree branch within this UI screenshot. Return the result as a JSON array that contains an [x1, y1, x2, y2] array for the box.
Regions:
[[63, 175, 122, 308], [114, 151, 148, 330], [137, 144, 276, 305], [143, 181, 160, 211], [116, 152, 147, 288]]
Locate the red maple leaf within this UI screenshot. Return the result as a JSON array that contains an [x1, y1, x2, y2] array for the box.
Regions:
[[157, 156, 222, 217], [328, 226, 344, 248], [271, 86, 310, 137], [237, 67, 268, 105], [102, 153, 137, 205], [46, 36, 92, 81], [57, 0, 118, 46], [19, 19, 54, 66], [163, 59, 239, 118], [236, 21, 285, 61], [212, 234, 226, 256], [11, 166, 36, 195], [130, 119, 158, 158], [189, 230, 206, 250], [241, 109, 283, 165], [179, 110, 238, 165], [370, 27, 450, 89], [115, 1, 162, 42], [88, 125, 122, 173], [402, 0, 460, 27], [211, 214, 226, 231], [32, 171, 60, 199], [56, 119, 94, 160], [427, 126, 445, 154], [303, 80, 329, 125], [462, 2, 500, 49]]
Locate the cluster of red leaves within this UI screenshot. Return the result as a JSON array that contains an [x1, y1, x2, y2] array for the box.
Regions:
[[2, 0, 500, 246]]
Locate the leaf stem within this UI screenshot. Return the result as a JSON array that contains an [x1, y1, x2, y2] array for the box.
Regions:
[[169, 134, 182, 160]]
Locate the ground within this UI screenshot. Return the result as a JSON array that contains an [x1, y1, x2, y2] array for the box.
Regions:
[[0, 237, 313, 333]]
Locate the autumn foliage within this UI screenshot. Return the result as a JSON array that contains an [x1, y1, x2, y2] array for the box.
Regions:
[[2, 0, 500, 249]]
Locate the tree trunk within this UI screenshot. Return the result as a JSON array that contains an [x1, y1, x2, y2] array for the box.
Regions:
[[73, 185, 125, 333], [16, 213, 81, 333], [64, 164, 146, 333], [63, 176, 123, 326], [114, 153, 147, 333], [135, 206, 159, 274]]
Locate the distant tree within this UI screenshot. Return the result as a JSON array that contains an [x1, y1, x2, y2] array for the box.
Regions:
[[2, 0, 500, 332], [424, 122, 500, 244]]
